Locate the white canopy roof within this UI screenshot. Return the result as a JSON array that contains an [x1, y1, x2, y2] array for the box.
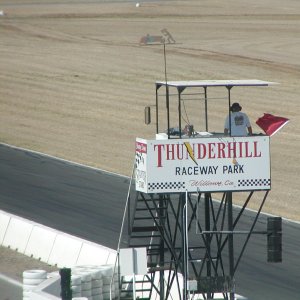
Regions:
[[156, 79, 278, 88]]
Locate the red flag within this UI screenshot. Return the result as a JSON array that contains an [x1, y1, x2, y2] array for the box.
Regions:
[[256, 113, 289, 136]]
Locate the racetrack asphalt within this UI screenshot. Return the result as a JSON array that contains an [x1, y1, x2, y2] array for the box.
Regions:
[[0, 143, 299, 300]]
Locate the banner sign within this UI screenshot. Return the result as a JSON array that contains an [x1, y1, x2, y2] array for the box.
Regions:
[[135, 136, 271, 193]]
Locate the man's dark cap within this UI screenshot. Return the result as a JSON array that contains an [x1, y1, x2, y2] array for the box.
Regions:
[[230, 102, 242, 111]]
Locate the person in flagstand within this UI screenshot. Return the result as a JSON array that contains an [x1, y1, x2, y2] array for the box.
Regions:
[[224, 102, 253, 136]]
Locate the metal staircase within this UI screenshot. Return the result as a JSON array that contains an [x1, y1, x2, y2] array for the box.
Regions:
[[119, 192, 171, 300], [129, 193, 167, 264]]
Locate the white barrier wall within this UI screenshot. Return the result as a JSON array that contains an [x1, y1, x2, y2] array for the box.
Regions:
[[24, 226, 57, 262], [0, 209, 248, 300], [77, 243, 115, 266], [0, 210, 117, 268], [2, 217, 33, 252], [0, 213, 10, 244]]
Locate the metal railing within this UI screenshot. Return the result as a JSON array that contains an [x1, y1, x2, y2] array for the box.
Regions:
[[109, 159, 136, 300]]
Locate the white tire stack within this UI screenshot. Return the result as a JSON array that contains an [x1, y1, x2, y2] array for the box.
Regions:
[[73, 266, 104, 300], [80, 273, 93, 300], [23, 270, 47, 300], [47, 271, 59, 278], [98, 265, 116, 300], [73, 269, 92, 300], [72, 265, 120, 300], [71, 275, 82, 298], [89, 269, 104, 300]]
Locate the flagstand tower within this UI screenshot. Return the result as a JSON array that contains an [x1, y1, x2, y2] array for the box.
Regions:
[[126, 80, 281, 300]]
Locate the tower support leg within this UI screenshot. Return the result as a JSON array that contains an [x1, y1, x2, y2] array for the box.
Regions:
[[159, 194, 165, 300], [181, 192, 188, 300], [227, 192, 235, 300]]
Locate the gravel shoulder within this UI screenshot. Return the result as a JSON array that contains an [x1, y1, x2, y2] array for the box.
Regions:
[[0, 246, 58, 282]]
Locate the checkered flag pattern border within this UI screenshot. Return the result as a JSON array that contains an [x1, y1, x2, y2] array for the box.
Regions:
[[135, 152, 144, 167], [148, 181, 185, 191], [238, 178, 271, 187]]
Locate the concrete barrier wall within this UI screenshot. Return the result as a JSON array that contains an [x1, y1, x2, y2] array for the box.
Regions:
[[48, 233, 82, 267], [0, 209, 116, 268], [0, 213, 10, 244], [2, 217, 33, 252], [24, 226, 57, 262]]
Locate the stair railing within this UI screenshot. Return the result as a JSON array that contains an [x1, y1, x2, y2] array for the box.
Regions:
[[110, 159, 136, 300]]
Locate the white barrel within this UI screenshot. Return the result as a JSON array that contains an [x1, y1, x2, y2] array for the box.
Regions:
[[90, 270, 103, 280], [76, 266, 103, 281], [72, 285, 81, 294], [98, 265, 114, 277], [23, 277, 46, 285], [74, 272, 92, 282], [73, 265, 100, 274], [72, 275, 82, 286], [72, 267, 86, 275], [82, 289, 92, 297], [91, 279, 103, 289], [48, 271, 59, 278], [102, 284, 112, 294], [92, 287, 102, 295], [82, 281, 92, 291], [23, 270, 47, 280], [102, 276, 111, 286], [72, 266, 87, 274]]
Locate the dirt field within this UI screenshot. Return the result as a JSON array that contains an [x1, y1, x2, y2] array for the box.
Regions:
[[0, 246, 57, 281], [0, 0, 300, 221]]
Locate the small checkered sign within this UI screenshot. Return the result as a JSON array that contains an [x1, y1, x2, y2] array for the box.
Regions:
[[238, 178, 271, 187], [148, 181, 186, 191], [135, 152, 144, 167]]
